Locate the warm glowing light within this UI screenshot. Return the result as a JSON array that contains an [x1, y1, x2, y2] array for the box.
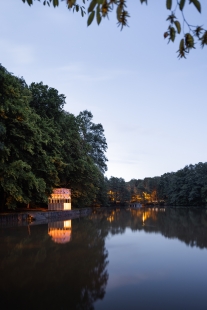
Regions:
[[64, 203, 71, 210], [142, 213, 145, 223], [51, 188, 71, 200], [48, 220, 72, 244], [64, 220, 71, 228], [48, 188, 71, 211], [107, 214, 115, 222]]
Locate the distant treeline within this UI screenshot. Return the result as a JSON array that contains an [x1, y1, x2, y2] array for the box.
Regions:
[[108, 163, 207, 207], [0, 64, 108, 210]]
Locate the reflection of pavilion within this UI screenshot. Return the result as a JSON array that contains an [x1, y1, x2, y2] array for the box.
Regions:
[[48, 220, 72, 244]]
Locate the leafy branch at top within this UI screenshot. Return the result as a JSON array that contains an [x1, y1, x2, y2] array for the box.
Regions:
[[164, 0, 207, 58], [22, 0, 87, 16], [22, 0, 207, 58]]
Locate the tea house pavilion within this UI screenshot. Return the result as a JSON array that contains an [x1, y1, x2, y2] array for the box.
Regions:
[[48, 188, 71, 210]]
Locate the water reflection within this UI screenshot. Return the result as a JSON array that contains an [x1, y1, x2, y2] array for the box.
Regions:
[[1, 208, 207, 309], [92, 208, 207, 310], [92, 207, 207, 249], [48, 220, 72, 244], [0, 217, 109, 310]]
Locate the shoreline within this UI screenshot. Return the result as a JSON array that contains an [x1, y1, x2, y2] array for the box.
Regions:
[[0, 208, 92, 227]]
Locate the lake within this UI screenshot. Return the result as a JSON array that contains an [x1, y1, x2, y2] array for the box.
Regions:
[[0, 207, 207, 310]]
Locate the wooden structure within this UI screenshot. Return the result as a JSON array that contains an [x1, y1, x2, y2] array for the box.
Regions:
[[48, 188, 71, 210]]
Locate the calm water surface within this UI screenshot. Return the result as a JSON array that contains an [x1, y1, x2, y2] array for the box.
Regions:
[[0, 208, 207, 310]]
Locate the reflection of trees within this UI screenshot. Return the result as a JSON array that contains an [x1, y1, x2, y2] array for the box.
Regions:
[[140, 208, 207, 249], [1, 208, 207, 309], [91, 207, 207, 249], [0, 217, 108, 310]]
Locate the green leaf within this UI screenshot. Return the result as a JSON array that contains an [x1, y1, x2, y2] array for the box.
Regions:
[[96, 5, 102, 25], [179, 0, 186, 11], [179, 38, 185, 49], [88, 0, 97, 13], [189, 0, 201, 13], [201, 31, 207, 48], [170, 26, 176, 42], [174, 20, 181, 34], [87, 11, 95, 26], [81, 8, 85, 17], [166, 0, 172, 10], [24, 0, 33, 5], [53, 0, 59, 7], [116, 5, 122, 20]]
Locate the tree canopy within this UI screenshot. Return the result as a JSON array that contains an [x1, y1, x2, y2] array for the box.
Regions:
[[0, 65, 62, 209], [0, 64, 109, 210], [21, 0, 207, 58], [77, 110, 108, 173]]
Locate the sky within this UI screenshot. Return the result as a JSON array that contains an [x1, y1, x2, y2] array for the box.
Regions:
[[0, 0, 207, 181]]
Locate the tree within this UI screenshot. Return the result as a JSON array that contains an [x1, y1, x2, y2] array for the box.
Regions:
[[108, 177, 130, 205], [22, 0, 207, 58], [29, 82, 65, 122], [0, 65, 62, 210], [0, 65, 109, 210], [156, 163, 207, 206], [94, 175, 109, 207], [58, 111, 104, 207], [29, 83, 108, 208], [77, 110, 108, 173]]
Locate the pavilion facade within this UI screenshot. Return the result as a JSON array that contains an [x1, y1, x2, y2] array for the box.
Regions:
[[48, 188, 71, 210]]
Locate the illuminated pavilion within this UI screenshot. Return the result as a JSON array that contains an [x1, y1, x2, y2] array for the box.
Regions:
[[48, 188, 71, 210]]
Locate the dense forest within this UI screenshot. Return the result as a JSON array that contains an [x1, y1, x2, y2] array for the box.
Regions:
[[0, 64, 108, 210], [109, 163, 207, 207], [1, 64, 207, 210]]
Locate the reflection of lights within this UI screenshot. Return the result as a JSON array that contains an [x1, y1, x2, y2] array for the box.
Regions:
[[107, 211, 116, 222], [142, 213, 145, 223], [64, 220, 71, 228], [48, 220, 71, 244], [131, 208, 164, 223], [107, 215, 114, 222]]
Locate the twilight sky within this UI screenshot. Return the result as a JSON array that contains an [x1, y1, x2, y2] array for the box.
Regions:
[[1, 0, 207, 181]]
